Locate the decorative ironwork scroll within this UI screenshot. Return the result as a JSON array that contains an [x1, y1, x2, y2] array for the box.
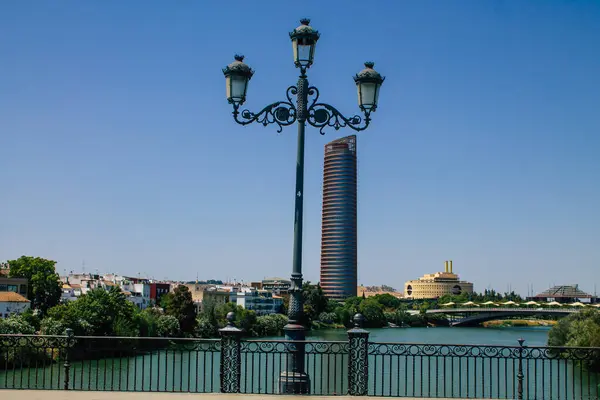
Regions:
[[219, 313, 243, 393], [347, 313, 369, 396]]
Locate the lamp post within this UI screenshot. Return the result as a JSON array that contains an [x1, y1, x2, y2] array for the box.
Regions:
[[222, 18, 384, 394]]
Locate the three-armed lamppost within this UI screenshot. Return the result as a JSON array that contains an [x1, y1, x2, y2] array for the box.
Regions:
[[222, 18, 384, 394]]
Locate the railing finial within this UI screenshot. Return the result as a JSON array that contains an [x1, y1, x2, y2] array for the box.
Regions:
[[353, 313, 365, 328], [226, 312, 236, 328]]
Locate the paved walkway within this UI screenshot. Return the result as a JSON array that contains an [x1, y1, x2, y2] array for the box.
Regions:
[[1, 390, 459, 400]]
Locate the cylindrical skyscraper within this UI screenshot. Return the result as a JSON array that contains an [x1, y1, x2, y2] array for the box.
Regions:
[[320, 135, 357, 301]]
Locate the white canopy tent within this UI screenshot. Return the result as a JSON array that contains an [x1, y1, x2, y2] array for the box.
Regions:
[[481, 301, 498, 306], [522, 301, 540, 306]]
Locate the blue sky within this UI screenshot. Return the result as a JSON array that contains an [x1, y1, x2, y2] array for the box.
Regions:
[[1, 1, 599, 296]]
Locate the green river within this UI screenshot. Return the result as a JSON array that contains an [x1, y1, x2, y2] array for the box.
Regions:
[[1, 327, 598, 399]]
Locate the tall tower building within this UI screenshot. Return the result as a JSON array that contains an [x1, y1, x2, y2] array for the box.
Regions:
[[320, 135, 357, 301]]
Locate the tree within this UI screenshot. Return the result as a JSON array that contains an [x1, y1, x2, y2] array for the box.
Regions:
[[302, 282, 328, 325], [343, 296, 363, 315], [161, 285, 197, 335], [7, 256, 62, 314], [215, 302, 256, 333], [318, 312, 337, 324], [548, 309, 600, 372], [359, 297, 386, 328], [46, 286, 138, 336], [252, 314, 288, 337], [156, 315, 180, 337], [373, 293, 401, 309], [0, 315, 35, 334]]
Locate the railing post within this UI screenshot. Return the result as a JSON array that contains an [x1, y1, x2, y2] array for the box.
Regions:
[[63, 328, 74, 390], [219, 312, 242, 393], [347, 313, 369, 396], [517, 338, 525, 400]]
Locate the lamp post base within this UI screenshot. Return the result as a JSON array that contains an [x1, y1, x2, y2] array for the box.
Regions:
[[279, 372, 310, 394]]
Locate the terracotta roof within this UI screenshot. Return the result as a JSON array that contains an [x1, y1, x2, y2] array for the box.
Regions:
[[62, 284, 72, 289], [122, 291, 132, 296], [0, 292, 30, 302], [70, 284, 82, 289]]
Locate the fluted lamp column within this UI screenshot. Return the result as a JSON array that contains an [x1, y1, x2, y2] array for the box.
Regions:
[[222, 18, 384, 394]]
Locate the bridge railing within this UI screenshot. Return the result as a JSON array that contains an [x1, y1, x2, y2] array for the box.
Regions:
[[1, 316, 599, 399]]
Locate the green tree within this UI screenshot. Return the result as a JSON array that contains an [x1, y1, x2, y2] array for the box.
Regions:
[[252, 314, 288, 337], [18, 308, 41, 332], [0, 315, 35, 334], [318, 312, 337, 324], [302, 282, 328, 325], [215, 302, 257, 333], [343, 296, 363, 315], [548, 309, 600, 372], [335, 307, 353, 327], [161, 285, 197, 335], [39, 317, 68, 335], [373, 293, 401, 309], [156, 315, 180, 337], [46, 286, 138, 336], [7, 256, 62, 314], [195, 316, 218, 338], [359, 297, 386, 328]]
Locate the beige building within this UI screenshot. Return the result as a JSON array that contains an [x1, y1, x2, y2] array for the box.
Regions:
[[184, 284, 231, 311], [404, 260, 474, 299]]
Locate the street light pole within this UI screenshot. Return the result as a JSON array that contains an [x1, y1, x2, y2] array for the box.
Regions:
[[222, 19, 384, 394]]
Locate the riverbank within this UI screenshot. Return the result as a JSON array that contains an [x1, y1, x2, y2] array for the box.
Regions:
[[482, 319, 557, 328]]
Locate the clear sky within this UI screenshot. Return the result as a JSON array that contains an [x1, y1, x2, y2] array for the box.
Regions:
[[1, 1, 599, 296]]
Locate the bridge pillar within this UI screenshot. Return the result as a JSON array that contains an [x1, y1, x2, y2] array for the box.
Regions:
[[347, 314, 369, 396], [219, 312, 243, 393]]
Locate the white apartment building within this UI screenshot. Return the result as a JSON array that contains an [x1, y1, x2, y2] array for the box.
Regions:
[[229, 287, 283, 316]]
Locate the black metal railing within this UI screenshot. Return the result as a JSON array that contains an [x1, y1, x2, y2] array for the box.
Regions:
[[0, 333, 220, 392], [1, 313, 599, 399], [366, 341, 600, 399]]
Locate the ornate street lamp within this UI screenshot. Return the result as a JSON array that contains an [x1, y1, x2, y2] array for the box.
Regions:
[[222, 18, 384, 394]]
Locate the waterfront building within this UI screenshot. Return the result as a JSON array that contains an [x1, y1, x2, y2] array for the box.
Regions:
[[230, 287, 283, 316], [0, 292, 30, 318], [527, 284, 598, 304], [404, 260, 474, 299], [320, 135, 358, 301], [261, 277, 291, 295], [62, 273, 162, 309], [185, 284, 231, 312]]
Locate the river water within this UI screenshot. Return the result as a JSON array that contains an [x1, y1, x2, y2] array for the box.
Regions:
[[308, 325, 551, 346], [1, 327, 598, 399]]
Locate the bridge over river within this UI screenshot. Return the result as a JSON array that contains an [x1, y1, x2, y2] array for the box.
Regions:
[[423, 307, 582, 326]]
